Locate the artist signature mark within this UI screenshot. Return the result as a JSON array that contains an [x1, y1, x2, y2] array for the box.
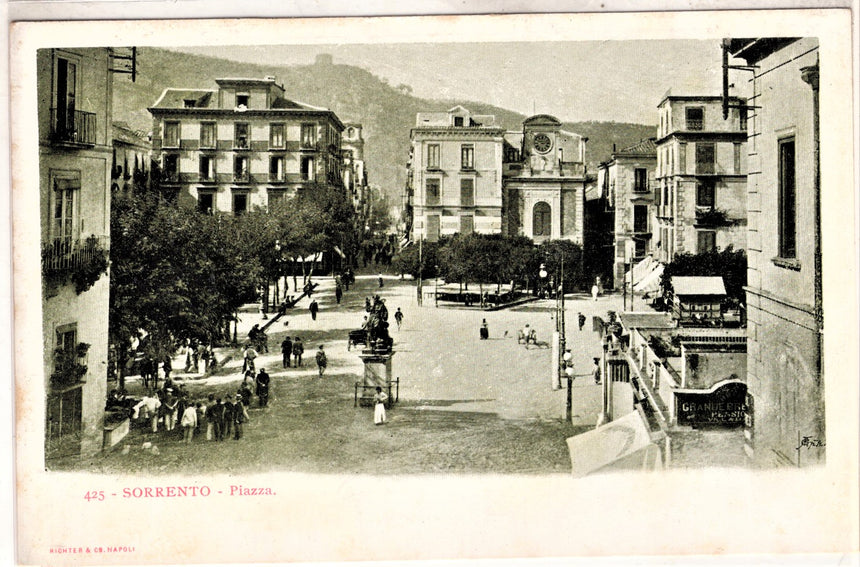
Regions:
[[796, 436, 825, 450]]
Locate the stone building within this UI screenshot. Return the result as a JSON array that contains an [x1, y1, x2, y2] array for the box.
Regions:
[[111, 121, 151, 196], [409, 106, 505, 241], [38, 48, 117, 458], [408, 107, 587, 244], [148, 76, 346, 214], [726, 37, 823, 467], [654, 95, 748, 262], [502, 115, 588, 244], [342, 123, 370, 238], [597, 138, 658, 289]]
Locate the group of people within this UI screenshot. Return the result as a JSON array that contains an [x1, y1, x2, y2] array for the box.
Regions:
[[279, 336, 305, 368]]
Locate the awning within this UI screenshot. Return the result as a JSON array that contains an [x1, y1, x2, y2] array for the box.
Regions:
[[566, 411, 657, 477], [672, 276, 726, 296], [624, 255, 656, 285], [633, 263, 664, 293]]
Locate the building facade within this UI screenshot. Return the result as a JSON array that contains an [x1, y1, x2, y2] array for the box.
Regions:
[[727, 37, 823, 467], [408, 107, 587, 244], [148, 77, 346, 214], [342, 123, 370, 236], [502, 115, 587, 244], [111, 121, 151, 196], [409, 106, 505, 241], [38, 48, 116, 458], [654, 96, 748, 262], [597, 138, 658, 289]]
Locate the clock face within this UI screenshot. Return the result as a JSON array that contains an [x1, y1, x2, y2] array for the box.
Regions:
[[533, 133, 552, 154]]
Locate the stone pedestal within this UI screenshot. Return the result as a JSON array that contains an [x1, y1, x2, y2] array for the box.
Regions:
[[357, 350, 396, 406]]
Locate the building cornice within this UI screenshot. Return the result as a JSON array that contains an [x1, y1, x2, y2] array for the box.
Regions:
[[149, 108, 345, 130], [655, 131, 748, 145], [411, 127, 505, 139]]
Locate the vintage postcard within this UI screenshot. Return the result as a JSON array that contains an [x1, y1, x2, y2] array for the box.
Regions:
[[9, 8, 858, 566]]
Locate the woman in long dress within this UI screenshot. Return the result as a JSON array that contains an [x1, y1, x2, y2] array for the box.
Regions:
[[373, 387, 388, 425]]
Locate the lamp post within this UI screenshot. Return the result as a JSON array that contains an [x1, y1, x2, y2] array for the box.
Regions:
[[434, 265, 439, 307], [539, 263, 548, 299]]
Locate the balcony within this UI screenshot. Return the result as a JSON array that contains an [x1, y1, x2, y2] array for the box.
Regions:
[[233, 171, 251, 183], [50, 108, 96, 146], [161, 170, 180, 183], [300, 141, 319, 151], [233, 137, 251, 151], [686, 119, 704, 131], [269, 173, 286, 183], [43, 235, 109, 274], [633, 183, 650, 194], [198, 172, 216, 183]]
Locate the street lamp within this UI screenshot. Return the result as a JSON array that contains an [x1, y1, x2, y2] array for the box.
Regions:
[[434, 264, 439, 307], [538, 263, 548, 298]]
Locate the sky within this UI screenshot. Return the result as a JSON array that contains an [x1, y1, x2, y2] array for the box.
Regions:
[[172, 40, 746, 125]]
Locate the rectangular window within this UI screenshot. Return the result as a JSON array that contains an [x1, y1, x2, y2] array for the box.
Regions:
[[634, 168, 648, 193], [197, 192, 214, 213], [686, 107, 704, 131], [55, 57, 77, 138], [270, 156, 284, 182], [236, 94, 249, 108], [300, 156, 315, 181], [301, 124, 316, 148], [270, 123, 285, 148], [734, 143, 742, 174], [234, 156, 249, 182], [234, 123, 250, 149], [460, 215, 474, 235], [739, 109, 748, 131], [52, 174, 80, 244], [634, 239, 647, 259], [426, 179, 440, 206], [427, 144, 440, 170], [461, 145, 474, 170], [453, 116, 464, 127], [426, 215, 441, 242], [164, 121, 180, 147], [183, 99, 196, 109], [696, 180, 715, 208], [163, 154, 179, 181], [697, 230, 717, 253], [778, 137, 797, 258], [676, 143, 683, 175], [460, 178, 474, 207], [633, 205, 648, 233], [199, 155, 215, 181], [232, 192, 248, 216], [696, 143, 715, 175], [54, 324, 78, 378], [200, 122, 216, 148]]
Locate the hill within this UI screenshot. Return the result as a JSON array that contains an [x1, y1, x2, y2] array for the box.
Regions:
[[115, 48, 656, 204]]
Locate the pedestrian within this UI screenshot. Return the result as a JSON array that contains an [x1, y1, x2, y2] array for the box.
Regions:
[[480, 318, 489, 340], [373, 386, 388, 425], [292, 336, 304, 367], [309, 299, 319, 321], [161, 390, 178, 432], [365, 297, 372, 312], [256, 368, 270, 407], [242, 343, 258, 374], [205, 394, 217, 441], [197, 341, 208, 374], [335, 284, 343, 305], [591, 283, 599, 301], [222, 397, 234, 439], [190, 338, 200, 373], [378, 273, 384, 288], [578, 312, 586, 331], [181, 402, 198, 444], [183, 339, 193, 372], [281, 335, 293, 368], [233, 395, 249, 440], [315, 345, 328, 377], [592, 357, 602, 385], [162, 354, 172, 381], [394, 307, 403, 330], [240, 375, 254, 407], [197, 397, 207, 437]]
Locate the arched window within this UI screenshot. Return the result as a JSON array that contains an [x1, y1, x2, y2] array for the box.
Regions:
[[533, 202, 552, 237]]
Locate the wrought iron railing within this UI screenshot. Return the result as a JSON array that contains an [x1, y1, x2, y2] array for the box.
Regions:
[[42, 235, 109, 273], [50, 108, 97, 145]]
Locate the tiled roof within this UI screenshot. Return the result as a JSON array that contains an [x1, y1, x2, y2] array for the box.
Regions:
[[151, 89, 216, 109], [617, 138, 657, 155]]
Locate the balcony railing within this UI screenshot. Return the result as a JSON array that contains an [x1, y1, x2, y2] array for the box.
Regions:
[[633, 183, 650, 193], [43, 235, 109, 273], [50, 108, 97, 146], [269, 173, 286, 183], [300, 140, 319, 150], [161, 171, 180, 183], [234, 171, 251, 183], [234, 138, 251, 150], [686, 119, 704, 131]]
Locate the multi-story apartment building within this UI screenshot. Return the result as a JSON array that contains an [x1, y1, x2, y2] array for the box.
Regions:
[[726, 37, 823, 467], [502, 115, 588, 244], [410, 106, 505, 241], [654, 95, 748, 262], [408, 107, 587, 244], [38, 48, 117, 458], [597, 138, 657, 289], [148, 76, 346, 214], [111, 121, 151, 196], [342, 123, 370, 235]]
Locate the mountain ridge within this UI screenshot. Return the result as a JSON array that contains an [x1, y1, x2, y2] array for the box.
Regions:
[[114, 47, 656, 204]]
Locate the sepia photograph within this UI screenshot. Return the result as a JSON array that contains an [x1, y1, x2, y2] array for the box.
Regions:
[[9, 7, 858, 566]]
